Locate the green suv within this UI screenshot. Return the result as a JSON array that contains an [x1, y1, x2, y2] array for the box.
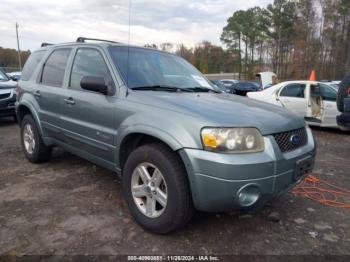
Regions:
[[16, 37, 316, 233]]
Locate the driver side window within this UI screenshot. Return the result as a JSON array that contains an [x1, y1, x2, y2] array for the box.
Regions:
[[69, 48, 111, 91], [280, 84, 306, 98]]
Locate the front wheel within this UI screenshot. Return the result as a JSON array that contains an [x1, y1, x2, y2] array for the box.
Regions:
[[122, 143, 194, 234]]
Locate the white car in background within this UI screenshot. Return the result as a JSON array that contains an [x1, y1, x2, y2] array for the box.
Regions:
[[247, 81, 341, 129]]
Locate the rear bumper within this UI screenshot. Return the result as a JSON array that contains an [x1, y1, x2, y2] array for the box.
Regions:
[[179, 127, 316, 212]]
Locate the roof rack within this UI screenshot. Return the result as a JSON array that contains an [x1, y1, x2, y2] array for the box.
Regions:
[[41, 42, 53, 47], [76, 37, 120, 44]]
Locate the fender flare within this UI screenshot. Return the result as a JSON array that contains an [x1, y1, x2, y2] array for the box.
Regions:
[[117, 124, 184, 151], [17, 101, 43, 136]]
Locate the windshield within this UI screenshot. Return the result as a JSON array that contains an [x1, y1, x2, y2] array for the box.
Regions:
[[0, 70, 9, 81], [329, 83, 339, 90], [108, 46, 214, 90]]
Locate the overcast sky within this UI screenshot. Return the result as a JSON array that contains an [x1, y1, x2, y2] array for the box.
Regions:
[[0, 0, 273, 51]]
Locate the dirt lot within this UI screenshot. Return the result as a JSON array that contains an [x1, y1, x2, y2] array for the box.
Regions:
[[0, 117, 350, 258]]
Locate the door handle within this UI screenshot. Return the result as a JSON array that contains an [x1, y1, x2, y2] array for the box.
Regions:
[[64, 97, 75, 105], [34, 90, 41, 98]]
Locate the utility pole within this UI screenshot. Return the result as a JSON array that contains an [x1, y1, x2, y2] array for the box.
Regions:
[[16, 22, 22, 71]]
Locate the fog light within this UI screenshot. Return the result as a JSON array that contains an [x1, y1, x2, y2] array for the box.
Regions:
[[237, 184, 261, 207]]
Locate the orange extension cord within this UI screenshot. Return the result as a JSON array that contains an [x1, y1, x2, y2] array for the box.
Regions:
[[291, 174, 350, 208]]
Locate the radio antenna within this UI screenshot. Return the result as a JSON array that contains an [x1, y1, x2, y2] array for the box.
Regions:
[[126, 0, 132, 90]]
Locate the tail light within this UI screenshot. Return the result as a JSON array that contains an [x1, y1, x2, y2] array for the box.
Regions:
[[347, 86, 350, 95]]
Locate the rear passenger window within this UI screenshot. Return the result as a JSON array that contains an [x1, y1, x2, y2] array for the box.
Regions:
[[70, 48, 110, 91], [21, 51, 45, 81], [41, 49, 71, 87], [280, 84, 305, 98]]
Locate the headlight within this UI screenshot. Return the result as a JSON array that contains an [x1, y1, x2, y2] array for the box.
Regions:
[[201, 127, 264, 153]]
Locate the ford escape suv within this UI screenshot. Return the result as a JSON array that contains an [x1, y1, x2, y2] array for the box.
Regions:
[[16, 37, 316, 233]]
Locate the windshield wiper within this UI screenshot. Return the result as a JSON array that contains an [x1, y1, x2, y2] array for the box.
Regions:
[[130, 85, 194, 92], [183, 87, 220, 93]]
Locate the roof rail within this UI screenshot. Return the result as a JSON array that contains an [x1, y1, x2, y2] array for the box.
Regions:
[[76, 37, 120, 44], [41, 42, 53, 47]]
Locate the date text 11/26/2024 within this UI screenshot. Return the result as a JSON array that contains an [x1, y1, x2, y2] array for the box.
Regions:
[[127, 255, 220, 261]]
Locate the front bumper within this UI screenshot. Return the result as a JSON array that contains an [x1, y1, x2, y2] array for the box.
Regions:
[[0, 90, 16, 117], [179, 127, 316, 212]]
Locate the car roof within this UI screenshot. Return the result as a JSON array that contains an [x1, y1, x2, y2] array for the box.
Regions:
[[263, 80, 337, 93], [35, 40, 173, 56]]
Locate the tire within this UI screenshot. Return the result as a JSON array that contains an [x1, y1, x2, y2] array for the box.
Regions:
[[122, 143, 194, 234], [20, 114, 52, 163], [337, 74, 350, 112]]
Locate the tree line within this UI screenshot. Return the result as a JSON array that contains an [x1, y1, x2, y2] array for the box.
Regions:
[[221, 0, 350, 80], [150, 0, 350, 80], [0, 47, 30, 72]]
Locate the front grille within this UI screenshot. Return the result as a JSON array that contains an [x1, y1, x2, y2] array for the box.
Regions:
[[0, 93, 11, 100], [273, 128, 307, 153]]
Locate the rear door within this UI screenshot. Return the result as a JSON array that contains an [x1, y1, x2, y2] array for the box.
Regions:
[[60, 47, 117, 167], [278, 83, 308, 117], [36, 48, 72, 139], [319, 83, 339, 127]]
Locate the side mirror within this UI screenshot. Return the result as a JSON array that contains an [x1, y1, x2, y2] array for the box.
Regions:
[[80, 76, 109, 95], [10, 76, 18, 82]]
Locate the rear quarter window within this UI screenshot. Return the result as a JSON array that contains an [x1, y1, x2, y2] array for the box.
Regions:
[[41, 48, 72, 87], [21, 50, 46, 81]]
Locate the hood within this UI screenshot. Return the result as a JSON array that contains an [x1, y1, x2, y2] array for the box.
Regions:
[[0, 80, 17, 90], [128, 91, 305, 135]]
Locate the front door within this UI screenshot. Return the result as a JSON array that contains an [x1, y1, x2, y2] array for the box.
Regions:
[[60, 47, 117, 167], [319, 83, 339, 127]]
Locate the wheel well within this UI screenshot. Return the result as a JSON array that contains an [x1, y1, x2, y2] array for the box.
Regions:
[[119, 133, 176, 169], [17, 105, 32, 123]]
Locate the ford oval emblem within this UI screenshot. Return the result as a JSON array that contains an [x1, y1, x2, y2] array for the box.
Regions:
[[290, 134, 301, 145]]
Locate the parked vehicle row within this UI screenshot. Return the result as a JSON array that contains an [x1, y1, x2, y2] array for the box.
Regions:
[[15, 37, 316, 234], [247, 81, 343, 130], [210, 79, 261, 96], [7, 71, 22, 81], [0, 68, 17, 120]]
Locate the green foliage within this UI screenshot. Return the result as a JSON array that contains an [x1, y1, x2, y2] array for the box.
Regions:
[[0, 47, 30, 70]]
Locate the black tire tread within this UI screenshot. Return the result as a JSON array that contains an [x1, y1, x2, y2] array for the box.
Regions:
[[153, 143, 195, 230]]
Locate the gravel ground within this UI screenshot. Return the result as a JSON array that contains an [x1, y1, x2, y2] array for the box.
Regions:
[[0, 117, 349, 259]]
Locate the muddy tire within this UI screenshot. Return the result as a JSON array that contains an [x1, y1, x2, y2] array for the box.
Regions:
[[122, 143, 194, 234], [21, 114, 52, 163]]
